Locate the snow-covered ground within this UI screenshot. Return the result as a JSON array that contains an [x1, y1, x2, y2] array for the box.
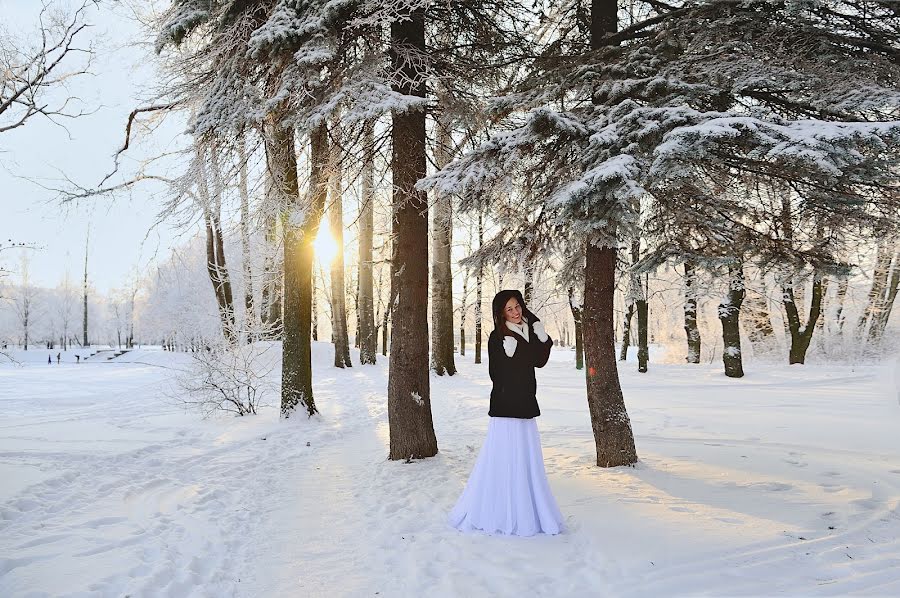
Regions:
[[2, 343, 900, 597]]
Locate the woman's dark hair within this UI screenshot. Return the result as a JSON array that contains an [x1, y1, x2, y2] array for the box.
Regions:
[[491, 289, 528, 334]]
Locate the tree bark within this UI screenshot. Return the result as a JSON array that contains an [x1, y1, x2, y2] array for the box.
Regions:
[[260, 204, 283, 338], [718, 262, 745, 378], [237, 139, 255, 340], [744, 277, 776, 354], [430, 109, 456, 375], [459, 273, 468, 357], [683, 260, 701, 363], [474, 202, 484, 364], [387, 9, 438, 460], [583, 240, 638, 467], [568, 286, 584, 370], [358, 120, 377, 364], [82, 226, 89, 347], [782, 271, 825, 364], [868, 251, 900, 343], [274, 121, 326, 418], [834, 276, 849, 332], [636, 293, 649, 373], [328, 117, 352, 368], [619, 302, 633, 361], [630, 240, 649, 373], [198, 143, 236, 344], [581, 0, 637, 467]]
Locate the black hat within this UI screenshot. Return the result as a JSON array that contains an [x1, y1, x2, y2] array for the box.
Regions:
[[492, 289, 527, 333]]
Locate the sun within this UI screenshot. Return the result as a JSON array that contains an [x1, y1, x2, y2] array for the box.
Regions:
[[313, 225, 339, 265]]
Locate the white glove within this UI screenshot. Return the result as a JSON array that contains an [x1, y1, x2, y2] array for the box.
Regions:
[[533, 320, 549, 342], [503, 336, 517, 357]]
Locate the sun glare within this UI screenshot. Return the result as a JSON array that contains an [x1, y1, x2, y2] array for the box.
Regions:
[[313, 225, 339, 264]]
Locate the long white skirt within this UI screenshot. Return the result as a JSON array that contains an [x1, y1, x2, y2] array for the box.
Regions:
[[448, 416, 564, 536]]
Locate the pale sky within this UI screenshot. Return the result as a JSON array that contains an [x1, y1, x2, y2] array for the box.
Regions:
[[1, 1, 183, 294]]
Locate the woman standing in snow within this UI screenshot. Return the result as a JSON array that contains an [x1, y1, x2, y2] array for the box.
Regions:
[[448, 289, 564, 536]]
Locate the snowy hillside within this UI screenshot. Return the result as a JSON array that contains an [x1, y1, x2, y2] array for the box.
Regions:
[[2, 343, 899, 596]]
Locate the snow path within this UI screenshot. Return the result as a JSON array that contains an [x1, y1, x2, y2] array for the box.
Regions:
[[2, 344, 900, 596]]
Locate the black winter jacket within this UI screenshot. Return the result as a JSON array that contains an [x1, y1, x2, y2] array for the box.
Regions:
[[488, 317, 553, 419]]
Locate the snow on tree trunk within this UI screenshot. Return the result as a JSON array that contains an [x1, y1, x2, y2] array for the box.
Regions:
[[834, 276, 849, 333], [276, 121, 325, 418], [683, 260, 701, 364], [860, 242, 899, 344], [387, 9, 438, 460], [620, 302, 633, 362], [328, 116, 352, 369], [718, 263, 745, 378], [629, 240, 649, 373], [260, 191, 283, 340], [578, 0, 637, 467], [459, 273, 468, 357], [358, 120, 377, 365], [474, 202, 483, 365], [238, 138, 255, 340], [430, 108, 456, 375], [744, 275, 777, 355], [583, 241, 638, 467], [568, 286, 584, 370], [868, 249, 900, 343]]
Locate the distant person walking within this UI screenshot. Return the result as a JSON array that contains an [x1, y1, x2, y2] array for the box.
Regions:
[[56, 352, 61, 364]]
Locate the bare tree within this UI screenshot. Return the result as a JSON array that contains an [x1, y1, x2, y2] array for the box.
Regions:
[[11, 253, 37, 350], [82, 225, 89, 347], [59, 267, 76, 350], [0, 1, 96, 135]]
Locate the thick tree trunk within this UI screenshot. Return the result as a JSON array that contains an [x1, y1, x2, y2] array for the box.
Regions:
[[718, 262, 745, 378], [568, 286, 584, 370], [328, 117, 352, 368], [430, 111, 456, 375], [581, 0, 637, 467], [683, 260, 701, 363], [782, 271, 825, 364], [583, 241, 638, 467], [274, 121, 326, 418], [474, 203, 483, 365], [388, 10, 438, 460], [358, 120, 377, 364]]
